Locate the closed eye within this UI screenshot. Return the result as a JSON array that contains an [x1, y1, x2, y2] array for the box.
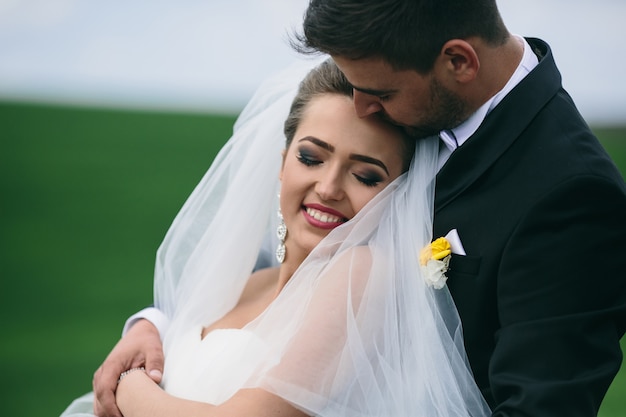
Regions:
[[352, 85, 395, 103], [353, 173, 383, 187], [296, 151, 321, 167]]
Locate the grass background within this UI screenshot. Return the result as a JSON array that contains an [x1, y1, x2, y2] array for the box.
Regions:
[[1, 101, 624, 416]]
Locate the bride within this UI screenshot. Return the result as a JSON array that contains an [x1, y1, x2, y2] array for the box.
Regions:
[[61, 59, 490, 417]]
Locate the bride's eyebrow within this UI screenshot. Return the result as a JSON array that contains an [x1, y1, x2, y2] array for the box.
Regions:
[[299, 136, 335, 152], [349, 154, 389, 175], [299, 136, 389, 175]]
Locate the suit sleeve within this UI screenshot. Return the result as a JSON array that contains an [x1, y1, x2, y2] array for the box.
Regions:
[[490, 174, 626, 416]]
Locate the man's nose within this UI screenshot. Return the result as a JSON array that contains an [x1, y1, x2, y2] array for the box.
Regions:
[[353, 89, 384, 118]]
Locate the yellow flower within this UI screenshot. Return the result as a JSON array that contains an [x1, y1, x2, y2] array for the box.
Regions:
[[419, 237, 452, 289], [419, 237, 452, 266]]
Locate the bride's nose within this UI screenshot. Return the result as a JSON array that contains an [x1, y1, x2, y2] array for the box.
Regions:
[[315, 168, 345, 201]]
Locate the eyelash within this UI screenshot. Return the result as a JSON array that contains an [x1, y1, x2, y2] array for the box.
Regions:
[[296, 151, 321, 167], [296, 150, 383, 187], [354, 174, 382, 187]]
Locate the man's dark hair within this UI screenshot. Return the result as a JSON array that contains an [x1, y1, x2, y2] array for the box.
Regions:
[[293, 0, 509, 73]]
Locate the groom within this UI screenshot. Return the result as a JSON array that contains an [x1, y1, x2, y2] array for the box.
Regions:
[[93, 1, 626, 416], [291, 0, 626, 415]]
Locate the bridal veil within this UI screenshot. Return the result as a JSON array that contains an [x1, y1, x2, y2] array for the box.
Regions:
[[154, 58, 490, 416]]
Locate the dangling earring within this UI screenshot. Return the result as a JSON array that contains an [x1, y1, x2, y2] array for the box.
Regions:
[[276, 208, 287, 264]]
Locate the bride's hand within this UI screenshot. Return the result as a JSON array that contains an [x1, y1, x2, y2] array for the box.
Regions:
[[115, 368, 161, 417], [93, 319, 164, 417]]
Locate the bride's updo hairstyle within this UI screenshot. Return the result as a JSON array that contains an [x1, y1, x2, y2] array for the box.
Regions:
[[283, 59, 415, 171], [283, 59, 352, 148]]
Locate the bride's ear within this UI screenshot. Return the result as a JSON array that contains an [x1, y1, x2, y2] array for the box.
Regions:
[[279, 149, 286, 180]]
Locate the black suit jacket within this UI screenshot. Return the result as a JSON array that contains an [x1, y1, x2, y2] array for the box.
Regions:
[[434, 38, 626, 416]]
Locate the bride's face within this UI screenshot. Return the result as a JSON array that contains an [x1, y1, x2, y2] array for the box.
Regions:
[[279, 93, 409, 258]]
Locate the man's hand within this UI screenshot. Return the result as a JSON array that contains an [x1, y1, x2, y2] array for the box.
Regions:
[[93, 319, 164, 417]]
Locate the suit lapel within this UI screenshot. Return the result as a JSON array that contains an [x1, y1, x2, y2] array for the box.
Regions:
[[434, 38, 561, 212]]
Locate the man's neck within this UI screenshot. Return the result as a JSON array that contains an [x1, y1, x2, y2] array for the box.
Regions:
[[467, 33, 525, 112], [442, 35, 538, 152]]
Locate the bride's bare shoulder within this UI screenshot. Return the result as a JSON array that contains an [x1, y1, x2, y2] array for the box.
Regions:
[[238, 267, 279, 302]]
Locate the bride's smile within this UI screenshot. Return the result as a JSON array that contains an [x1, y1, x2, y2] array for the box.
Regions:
[[302, 204, 347, 229]]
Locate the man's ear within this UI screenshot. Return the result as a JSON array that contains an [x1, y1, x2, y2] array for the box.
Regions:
[[441, 39, 480, 83]]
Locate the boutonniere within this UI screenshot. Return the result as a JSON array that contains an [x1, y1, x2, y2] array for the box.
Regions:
[[419, 237, 452, 289]]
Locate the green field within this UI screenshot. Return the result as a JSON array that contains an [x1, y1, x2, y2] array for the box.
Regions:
[[1, 101, 625, 416]]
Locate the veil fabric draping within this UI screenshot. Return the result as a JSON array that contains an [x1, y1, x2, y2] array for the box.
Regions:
[[153, 58, 491, 417]]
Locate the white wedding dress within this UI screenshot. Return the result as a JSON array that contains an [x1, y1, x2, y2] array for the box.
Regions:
[[162, 326, 279, 405], [59, 328, 275, 416]]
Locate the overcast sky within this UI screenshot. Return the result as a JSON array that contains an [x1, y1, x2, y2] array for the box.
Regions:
[[0, 0, 624, 124]]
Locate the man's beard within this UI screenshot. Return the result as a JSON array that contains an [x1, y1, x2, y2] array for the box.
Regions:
[[402, 78, 471, 139]]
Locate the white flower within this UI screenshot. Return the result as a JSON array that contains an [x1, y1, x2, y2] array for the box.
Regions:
[[420, 257, 450, 289]]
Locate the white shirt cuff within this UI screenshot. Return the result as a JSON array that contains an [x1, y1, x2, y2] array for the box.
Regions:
[[122, 307, 170, 341]]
